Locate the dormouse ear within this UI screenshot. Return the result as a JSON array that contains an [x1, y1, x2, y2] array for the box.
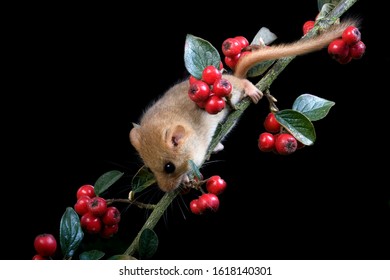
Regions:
[[165, 125, 188, 148], [129, 123, 141, 151]]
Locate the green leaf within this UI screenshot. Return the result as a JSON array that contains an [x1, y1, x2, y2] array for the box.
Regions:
[[131, 165, 156, 193], [94, 170, 124, 196], [247, 60, 275, 78], [188, 160, 202, 180], [247, 27, 277, 77], [251, 27, 277, 46], [60, 207, 84, 259], [79, 250, 105, 260], [317, 0, 339, 11], [139, 229, 158, 259], [184, 34, 221, 80], [317, 3, 337, 20], [292, 93, 335, 121], [108, 255, 137, 260], [275, 109, 316, 146]]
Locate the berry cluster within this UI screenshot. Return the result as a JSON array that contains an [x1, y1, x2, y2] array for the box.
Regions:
[[257, 112, 301, 155], [328, 25, 366, 64], [302, 20, 366, 64], [74, 184, 121, 238], [221, 36, 251, 70], [189, 65, 232, 114], [33, 233, 57, 260], [189, 175, 227, 215]]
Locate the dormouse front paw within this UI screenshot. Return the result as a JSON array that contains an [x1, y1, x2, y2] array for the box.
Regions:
[[243, 79, 263, 104]]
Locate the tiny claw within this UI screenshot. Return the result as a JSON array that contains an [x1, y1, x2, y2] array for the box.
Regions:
[[243, 79, 263, 104], [244, 89, 263, 104]]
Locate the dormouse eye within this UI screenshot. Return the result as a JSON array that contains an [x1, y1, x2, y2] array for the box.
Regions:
[[164, 162, 176, 174]]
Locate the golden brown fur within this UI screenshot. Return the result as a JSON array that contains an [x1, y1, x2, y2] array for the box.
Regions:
[[234, 18, 359, 78], [130, 18, 359, 192]]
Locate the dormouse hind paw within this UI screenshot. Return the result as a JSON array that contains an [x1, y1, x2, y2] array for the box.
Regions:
[[243, 79, 263, 104]]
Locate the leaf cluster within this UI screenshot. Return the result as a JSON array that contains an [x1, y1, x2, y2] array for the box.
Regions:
[[54, 0, 351, 260]]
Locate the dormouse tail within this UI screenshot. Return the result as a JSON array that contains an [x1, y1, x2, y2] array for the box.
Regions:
[[233, 18, 360, 79]]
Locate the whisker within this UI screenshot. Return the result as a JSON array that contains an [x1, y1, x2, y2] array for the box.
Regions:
[[203, 158, 226, 165], [176, 193, 189, 220]]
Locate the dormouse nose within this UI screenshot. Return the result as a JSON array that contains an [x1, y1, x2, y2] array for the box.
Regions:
[[154, 174, 180, 192]]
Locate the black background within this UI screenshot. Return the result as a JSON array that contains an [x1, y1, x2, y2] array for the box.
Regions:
[[4, 1, 389, 260]]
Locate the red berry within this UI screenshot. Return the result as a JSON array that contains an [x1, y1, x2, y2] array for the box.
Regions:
[[234, 35, 249, 49], [264, 112, 281, 133], [222, 37, 242, 57], [337, 54, 352, 64], [188, 80, 210, 103], [80, 212, 102, 234], [87, 197, 107, 217], [34, 233, 57, 257], [102, 206, 121, 225], [202, 65, 222, 85], [198, 193, 220, 212], [190, 199, 204, 215], [189, 75, 199, 85], [32, 254, 49, 260], [342, 25, 361, 45], [74, 195, 91, 216], [204, 95, 225, 115], [100, 224, 119, 239], [212, 78, 232, 97], [349, 40, 366, 59], [258, 132, 275, 152], [239, 50, 251, 60], [76, 184, 95, 199], [303, 20, 315, 35], [196, 99, 207, 109], [224, 54, 240, 70], [328, 39, 350, 61], [297, 140, 305, 150], [206, 175, 227, 195], [274, 133, 298, 155]]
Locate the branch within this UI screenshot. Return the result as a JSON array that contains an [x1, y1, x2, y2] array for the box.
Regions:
[[123, 0, 358, 258], [208, 0, 359, 156], [123, 188, 181, 257]]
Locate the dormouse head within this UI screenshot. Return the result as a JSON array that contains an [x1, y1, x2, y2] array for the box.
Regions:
[[129, 123, 193, 192]]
